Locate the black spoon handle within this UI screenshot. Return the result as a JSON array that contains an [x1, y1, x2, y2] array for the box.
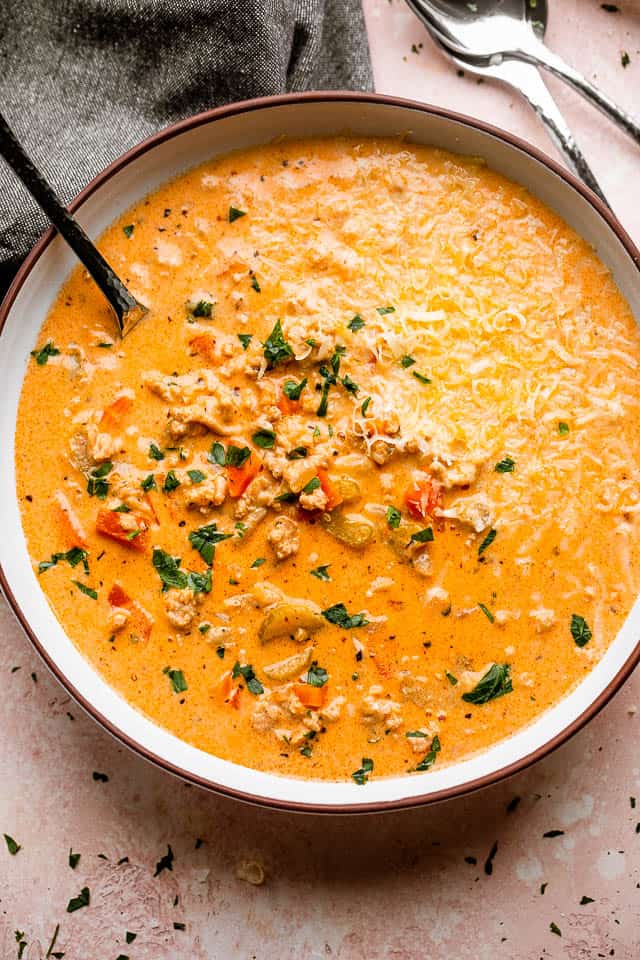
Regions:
[[0, 110, 139, 332]]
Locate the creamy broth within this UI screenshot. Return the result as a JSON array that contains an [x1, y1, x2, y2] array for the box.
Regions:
[[15, 137, 640, 783]]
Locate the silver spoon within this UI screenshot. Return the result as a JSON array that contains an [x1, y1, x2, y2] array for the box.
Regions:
[[0, 110, 147, 337], [405, 0, 640, 146], [415, 20, 608, 203]]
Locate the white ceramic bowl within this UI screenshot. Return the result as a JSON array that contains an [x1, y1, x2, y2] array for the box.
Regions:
[[2, 93, 639, 813]]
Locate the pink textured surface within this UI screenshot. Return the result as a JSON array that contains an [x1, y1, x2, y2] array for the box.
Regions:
[[2, 3, 640, 957]]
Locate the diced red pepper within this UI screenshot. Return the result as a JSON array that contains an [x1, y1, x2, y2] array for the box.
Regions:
[[404, 478, 443, 521], [96, 509, 148, 550], [227, 454, 261, 498]]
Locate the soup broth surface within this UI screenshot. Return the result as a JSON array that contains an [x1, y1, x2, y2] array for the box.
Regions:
[[15, 137, 640, 783]]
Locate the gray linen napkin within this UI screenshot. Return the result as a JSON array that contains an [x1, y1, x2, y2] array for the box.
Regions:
[[0, 0, 372, 295]]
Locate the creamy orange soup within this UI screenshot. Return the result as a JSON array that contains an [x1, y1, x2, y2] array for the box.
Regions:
[[15, 137, 640, 783]]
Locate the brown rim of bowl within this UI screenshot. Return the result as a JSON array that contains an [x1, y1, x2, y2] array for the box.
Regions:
[[1, 91, 639, 815]]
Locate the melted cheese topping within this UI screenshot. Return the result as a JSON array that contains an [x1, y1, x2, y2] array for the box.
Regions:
[[14, 137, 640, 783]]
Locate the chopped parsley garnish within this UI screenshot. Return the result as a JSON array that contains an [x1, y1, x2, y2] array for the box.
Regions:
[[235, 521, 247, 538], [4, 833, 20, 855], [149, 442, 165, 461], [238, 333, 253, 350], [275, 490, 297, 503], [283, 377, 307, 401], [322, 603, 369, 629], [87, 460, 113, 499], [300, 744, 313, 758], [192, 299, 213, 318], [543, 829, 564, 838], [376, 306, 395, 315], [250, 274, 261, 293], [154, 844, 174, 876], [152, 547, 211, 593], [97, 341, 113, 348], [164, 667, 188, 694], [549, 922, 562, 937], [224, 444, 251, 468], [302, 476, 321, 494], [410, 526, 434, 543], [478, 528, 497, 556], [15, 931, 27, 958], [558, 421, 570, 436], [141, 473, 157, 491], [386, 506, 401, 529], [123, 224, 134, 238], [400, 355, 416, 368], [232, 661, 264, 695], [209, 441, 226, 466], [462, 663, 512, 704], [67, 886, 90, 912], [495, 456, 515, 473], [126, 932, 137, 944], [580, 896, 594, 905], [570, 613, 592, 647], [229, 206, 246, 223], [188, 523, 232, 564], [30, 340, 60, 365], [621, 51, 630, 67], [252, 428, 276, 449], [412, 371, 431, 385], [316, 367, 335, 417], [92, 771, 109, 782], [352, 757, 374, 784], [73, 580, 98, 600], [216, 645, 225, 659], [163, 470, 181, 493], [415, 734, 441, 772], [287, 446, 308, 460], [187, 469, 206, 483], [478, 602, 494, 623], [341, 373, 359, 395], [251, 557, 266, 568], [348, 314, 365, 332], [445, 671, 458, 686], [310, 564, 331, 581], [306, 661, 328, 687], [331, 344, 346, 376], [263, 319, 294, 368], [69, 849, 80, 869], [39, 547, 89, 575]]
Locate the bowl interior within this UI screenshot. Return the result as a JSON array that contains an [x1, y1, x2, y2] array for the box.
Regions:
[[1, 96, 639, 811]]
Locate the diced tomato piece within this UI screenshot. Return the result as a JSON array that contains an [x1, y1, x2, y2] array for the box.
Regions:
[[189, 333, 217, 363], [55, 491, 88, 549], [107, 582, 153, 641], [108, 582, 131, 608], [317, 468, 343, 511], [96, 509, 148, 550], [100, 395, 133, 431], [227, 454, 261, 498], [277, 393, 300, 416], [404, 478, 443, 521], [293, 683, 327, 710], [220, 671, 242, 707]]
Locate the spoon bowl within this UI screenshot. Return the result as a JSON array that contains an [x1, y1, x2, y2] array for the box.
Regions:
[[405, 0, 546, 59], [406, 0, 640, 145]]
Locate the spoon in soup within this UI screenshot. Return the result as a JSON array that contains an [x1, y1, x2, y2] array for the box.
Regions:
[[0, 110, 147, 337], [405, 0, 640, 146]]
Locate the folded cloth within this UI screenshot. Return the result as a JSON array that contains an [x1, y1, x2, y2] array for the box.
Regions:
[[0, 0, 372, 294]]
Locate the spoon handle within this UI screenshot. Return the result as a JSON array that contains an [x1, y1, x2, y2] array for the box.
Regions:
[[517, 43, 640, 147], [0, 110, 141, 335], [495, 61, 609, 206]]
